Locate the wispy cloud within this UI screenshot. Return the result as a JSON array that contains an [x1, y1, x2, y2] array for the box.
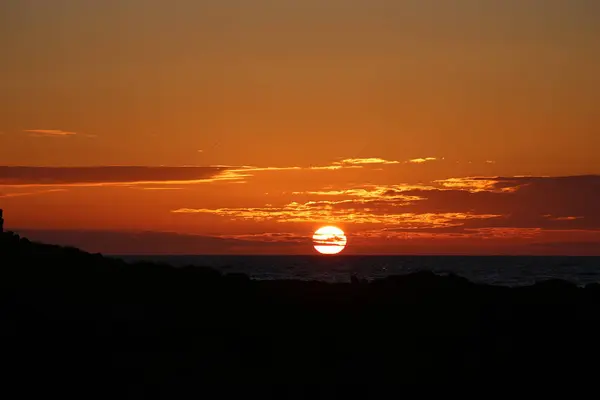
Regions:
[[0, 188, 67, 198], [0, 160, 366, 189], [294, 185, 432, 201], [406, 157, 437, 164], [309, 165, 348, 170], [24, 129, 78, 137], [172, 201, 499, 227], [548, 216, 583, 221], [333, 158, 400, 166], [221, 232, 309, 244], [135, 187, 184, 191], [13, 174, 600, 255], [378, 176, 600, 231], [433, 177, 524, 193], [0, 166, 235, 187], [173, 175, 600, 235], [211, 158, 398, 178], [241, 166, 303, 172], [358, 227, 544, 241], [434, 177, 506, 192]]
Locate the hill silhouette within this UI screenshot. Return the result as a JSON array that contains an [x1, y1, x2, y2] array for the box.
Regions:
[[2, 231, 600, 394]]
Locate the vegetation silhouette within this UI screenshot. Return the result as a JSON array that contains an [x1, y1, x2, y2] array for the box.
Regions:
[[2, 231, 600, 394]]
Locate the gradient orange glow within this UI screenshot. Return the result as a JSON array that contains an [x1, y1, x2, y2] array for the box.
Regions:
[[1, 1, 599, 255]]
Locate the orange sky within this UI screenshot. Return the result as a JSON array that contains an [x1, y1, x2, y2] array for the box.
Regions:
[[1, 1, 599, 255]]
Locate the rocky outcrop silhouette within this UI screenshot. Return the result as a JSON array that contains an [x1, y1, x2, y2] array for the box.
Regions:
[[2, 232, 600, 394]]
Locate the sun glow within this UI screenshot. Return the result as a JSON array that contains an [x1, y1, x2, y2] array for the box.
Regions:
[[313, 226, 347, 255]]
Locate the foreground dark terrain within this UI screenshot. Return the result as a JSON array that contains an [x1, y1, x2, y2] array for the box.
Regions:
[[2, 232, 600, 393]]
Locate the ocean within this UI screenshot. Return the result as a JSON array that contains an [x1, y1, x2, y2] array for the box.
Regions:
[[112, 255, 600, 287]]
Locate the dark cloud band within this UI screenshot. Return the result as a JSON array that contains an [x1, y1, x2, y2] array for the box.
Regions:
[[0, 166, 231, 186]]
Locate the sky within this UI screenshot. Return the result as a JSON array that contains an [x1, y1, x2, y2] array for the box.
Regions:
[[1, 0, 599, 255]]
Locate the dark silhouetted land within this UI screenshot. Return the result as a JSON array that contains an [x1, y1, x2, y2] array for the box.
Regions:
[[2, 231, 600, 395]]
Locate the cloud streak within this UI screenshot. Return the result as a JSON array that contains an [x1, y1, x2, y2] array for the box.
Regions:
[[407, 157, 437, 164], [172, 200, 500, 227], [0, 155, 447, 189], [0, 188, 67, 198], [0, 166, 234, 187], [11, 174, 600, 255], [24, 129, 78, 137], [333, 158, 401, 166], [173, 175, 600, 234]]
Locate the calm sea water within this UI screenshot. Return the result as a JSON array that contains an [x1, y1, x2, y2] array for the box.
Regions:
[[112, 255, 600, 287]]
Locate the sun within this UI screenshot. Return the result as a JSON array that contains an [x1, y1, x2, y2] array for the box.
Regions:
[[312, 226, 347, 255]]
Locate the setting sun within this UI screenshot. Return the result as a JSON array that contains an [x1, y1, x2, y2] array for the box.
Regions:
[[313, 226, 347, 255]]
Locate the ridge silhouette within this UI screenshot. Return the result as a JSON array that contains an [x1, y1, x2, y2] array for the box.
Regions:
[[2, 231, 600, 394]]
